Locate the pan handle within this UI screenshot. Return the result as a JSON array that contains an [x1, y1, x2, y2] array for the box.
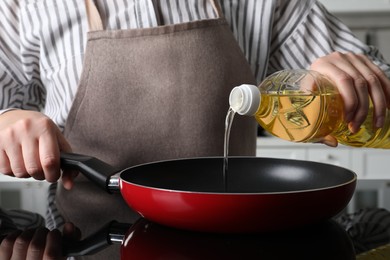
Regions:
[[62, 221, 132, 257], [60, 152, 120, 192]]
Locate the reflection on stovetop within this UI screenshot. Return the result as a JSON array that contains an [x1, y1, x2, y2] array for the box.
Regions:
[[63, 218, 355, 260]]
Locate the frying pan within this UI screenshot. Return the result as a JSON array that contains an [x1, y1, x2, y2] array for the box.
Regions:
[[60, 153, 357, 233]]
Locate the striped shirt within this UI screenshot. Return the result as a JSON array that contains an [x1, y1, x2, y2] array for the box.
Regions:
[[1, 0, 389, 130]]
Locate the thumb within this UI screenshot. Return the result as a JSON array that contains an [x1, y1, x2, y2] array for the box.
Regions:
[[316, 135, 338, 147]]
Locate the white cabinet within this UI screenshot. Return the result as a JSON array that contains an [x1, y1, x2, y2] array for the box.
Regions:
[[256, 147, 306, 160], [351, 149, 390, 179], [307, 148, 350, 168]]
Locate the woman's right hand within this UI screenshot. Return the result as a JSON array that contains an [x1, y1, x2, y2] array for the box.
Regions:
[[0, 110, 75, 189]]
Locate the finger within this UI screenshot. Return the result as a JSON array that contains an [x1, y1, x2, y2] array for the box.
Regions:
[[26, 228, 48, 260], [321, 55, 370, 131], [345, 53, 386, 128], [359, 54, 390, 107], [0, 230, 22, 260], [38, 127, 61, 183], [21, 139, 44, 180], [61, 170, 78, 190], [316, 135, 338, 147], [5, 144, 28, 179], [43, 229, 63, 260], [311, 62, 359, 123], [10, 229, 35, 260], [360, 72, 385, 128], [2, 120, 31, 178], [0, 150, 13, 176]]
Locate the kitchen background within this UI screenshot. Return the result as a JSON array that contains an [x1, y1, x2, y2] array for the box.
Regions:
[[1, 0, 390, 218]]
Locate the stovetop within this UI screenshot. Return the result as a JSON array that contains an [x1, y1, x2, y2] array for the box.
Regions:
[[63, 218, 356, 259]]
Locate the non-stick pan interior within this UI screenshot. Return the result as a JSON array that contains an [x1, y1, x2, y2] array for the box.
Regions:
[[120, 157, 356, 193]]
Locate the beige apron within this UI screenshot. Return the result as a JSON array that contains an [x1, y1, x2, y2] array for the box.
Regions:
[[59, 0, 256, 258]]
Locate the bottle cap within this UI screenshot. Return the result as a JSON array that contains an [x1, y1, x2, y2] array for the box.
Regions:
[[229, 84, 260, 115]]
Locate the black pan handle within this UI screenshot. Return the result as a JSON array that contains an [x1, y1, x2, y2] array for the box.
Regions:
[[62, 221, 132, 257], [60, 152, 120, 192]]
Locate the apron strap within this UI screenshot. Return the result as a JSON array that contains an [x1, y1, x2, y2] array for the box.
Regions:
[[210, 0, 224, 18], [85, 0, 224, 32], [85, 0, 104, 31]]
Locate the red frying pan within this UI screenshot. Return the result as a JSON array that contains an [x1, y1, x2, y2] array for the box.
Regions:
[[60, 153, 356, 233]]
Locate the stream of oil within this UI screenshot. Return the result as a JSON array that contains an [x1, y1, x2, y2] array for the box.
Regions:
[[223, 107, 236, 191]]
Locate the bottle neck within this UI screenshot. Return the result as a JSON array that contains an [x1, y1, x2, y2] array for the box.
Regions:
[[229, 84, 260, 116]]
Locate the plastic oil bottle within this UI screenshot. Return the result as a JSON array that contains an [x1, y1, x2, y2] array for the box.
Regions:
[[229, 69, 390, 148]]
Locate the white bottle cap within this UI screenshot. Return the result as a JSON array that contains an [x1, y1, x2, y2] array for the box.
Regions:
[[229, 84, 261, 116]]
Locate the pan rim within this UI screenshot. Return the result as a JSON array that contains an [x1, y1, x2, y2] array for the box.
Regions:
[[119, 156, 357, 195], [120, 177, 357, 195]]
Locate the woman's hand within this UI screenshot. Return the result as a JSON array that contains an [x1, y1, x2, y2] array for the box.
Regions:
[[311, 52, 390, 132], [0, 110, 76, 189], [310, 52, 390, 147], [0, 223, 81, 260]]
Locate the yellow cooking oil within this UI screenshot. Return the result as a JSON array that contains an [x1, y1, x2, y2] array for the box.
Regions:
[[229, 69, 390, 148]]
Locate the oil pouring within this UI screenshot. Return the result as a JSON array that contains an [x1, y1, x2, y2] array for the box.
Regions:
[[229, 69, 390, 148]]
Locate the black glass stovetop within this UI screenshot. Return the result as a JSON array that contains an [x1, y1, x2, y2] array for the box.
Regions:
[[63, 217, 357, 260]]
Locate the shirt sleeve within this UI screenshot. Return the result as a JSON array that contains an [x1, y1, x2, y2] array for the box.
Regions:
[[268, 0, 390, 77], [0, 0, 45, 114]]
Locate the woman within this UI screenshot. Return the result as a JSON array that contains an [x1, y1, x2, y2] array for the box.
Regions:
[[1, 0, 390, 259]]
